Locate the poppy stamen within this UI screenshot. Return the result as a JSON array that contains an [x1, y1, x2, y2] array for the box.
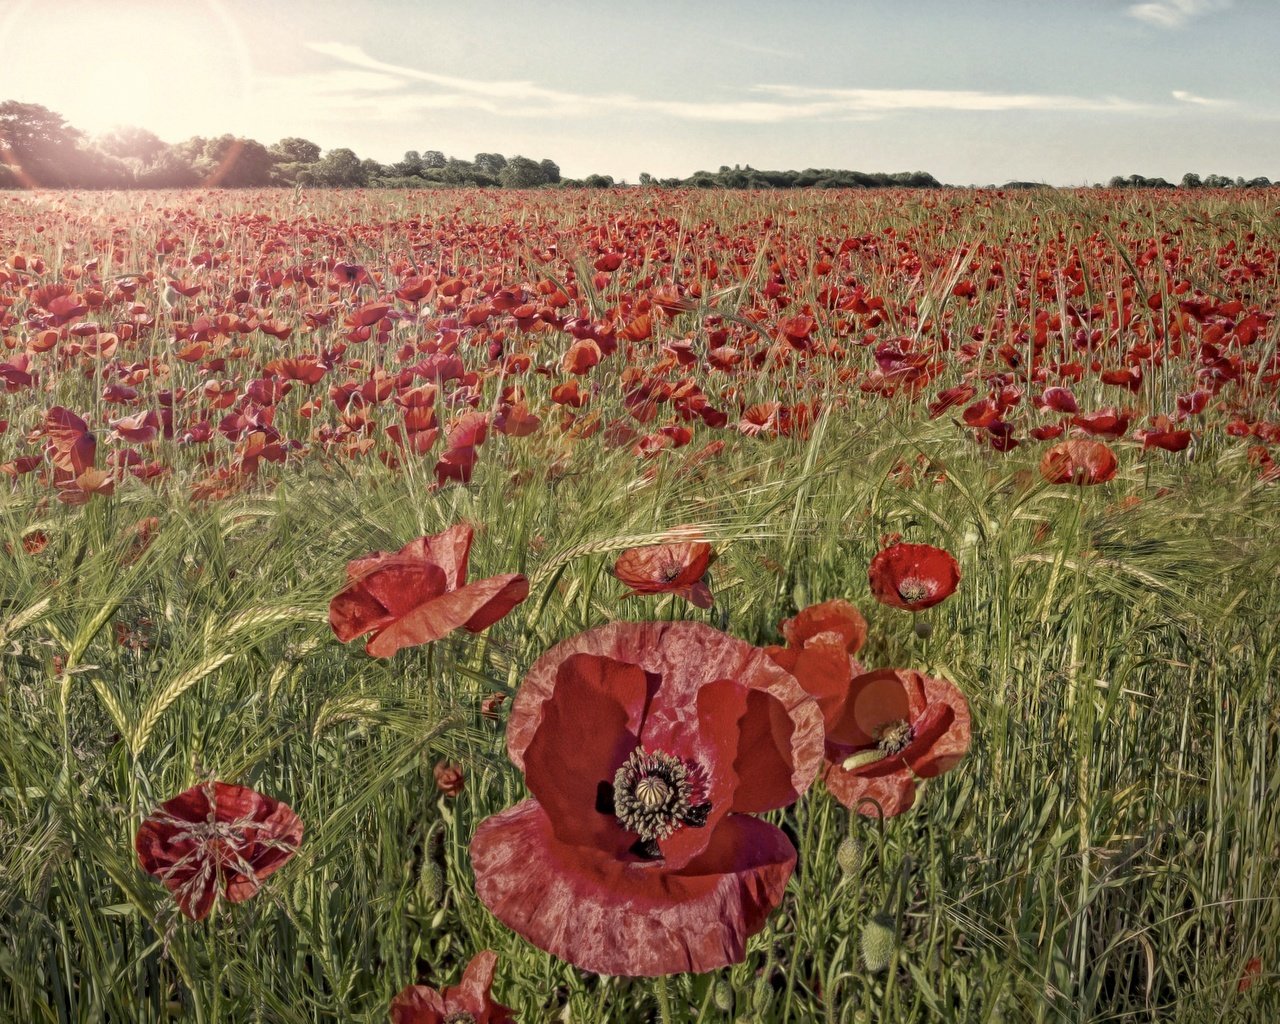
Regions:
[[611, 747, 708, 847], [875, 719, 913, 756], [443, 1013, 478, 1024], [896, 577, 932, 604]]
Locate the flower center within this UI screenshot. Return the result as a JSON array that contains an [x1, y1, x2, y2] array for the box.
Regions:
[[659, 560, 684, 582], [598, 747, 711, 860], [875, 719, 913, 755], [896, 577, 932, 604], [443, 1013, 477, 1024]]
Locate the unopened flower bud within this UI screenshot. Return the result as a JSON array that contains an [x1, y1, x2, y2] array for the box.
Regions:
[[913, 619, 933, 640], [712, 977, 735, 1013], [860, 913, 897, 973], [836, 835, 862, 877]]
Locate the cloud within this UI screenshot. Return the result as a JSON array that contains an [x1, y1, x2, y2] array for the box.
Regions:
[[1171, 89, 1232, 107], [287, 42, 1161, 126], [1126, 0, 1232, 29]]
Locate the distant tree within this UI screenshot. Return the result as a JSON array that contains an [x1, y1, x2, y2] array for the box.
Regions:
[[474, 152, 507, 175], [0, 101, 85, 186], [499, 155, 546, 188], [638, 171, 654, 186], [134, 149, 199, 187], [584, 174, 615, 188], [190, 135, 276, 186], [538, 158, 561, 184], [422, 150, 446, 168], [269, 137, 321, 164], [97, 126, 167, 165], [1203, 173, 1233, 188], [394, 150, 425, 176], [1180, 172, 1203, 188], [313, 148, 367, 187], [360, 157, 385, 182]]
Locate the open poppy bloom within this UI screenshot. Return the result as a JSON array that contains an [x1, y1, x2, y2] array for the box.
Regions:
[[135, 781, 302, 920], [390, 950, 516, 1024], [1039, 440, 1118, 485], [329, 524, 528, 658], [867, 543, 960, 612], [822, 669, 970, 817], [612, 535, 716, 609], [470, 621, 824, 977]]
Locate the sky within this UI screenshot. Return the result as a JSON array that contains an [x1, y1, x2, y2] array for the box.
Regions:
[[1, 0, 1277, 185]]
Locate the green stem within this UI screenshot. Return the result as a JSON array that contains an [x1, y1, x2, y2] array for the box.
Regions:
[[655, 974, 677, 1024]]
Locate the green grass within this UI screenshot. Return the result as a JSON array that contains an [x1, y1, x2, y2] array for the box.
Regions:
[[1, 187, 1278, 1022]]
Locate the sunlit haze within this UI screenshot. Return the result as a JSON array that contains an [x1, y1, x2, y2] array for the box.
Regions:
[[1, 0, 1277, 184]]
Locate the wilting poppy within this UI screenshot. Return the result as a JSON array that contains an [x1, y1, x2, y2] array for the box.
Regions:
[[867, 543, 960, 612], [390, 950, 516, 1024], [43, 406, 96, 473], [471, 621, 824, 977], [822, 669, 970, 817], [329, 524, 528, 658], [135, 780, 302, 920], [1039, 440, 1118, 485], [612, 535, 716, 609]]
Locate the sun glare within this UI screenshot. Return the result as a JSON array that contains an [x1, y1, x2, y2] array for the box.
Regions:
[[0, 0, 252, 143]]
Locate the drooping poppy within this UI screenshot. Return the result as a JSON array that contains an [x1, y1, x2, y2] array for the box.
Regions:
[[471, 621, 824, 977], [867, 543, 960, 612], [1039, 440, 1118, 485], [611, 534, 716, 609], [329, 524, 528, 658], [390, 950, 516, 1024], [43, 406, 96, 473], [135, 780, 303, 920], [822, 668, 970, 817]]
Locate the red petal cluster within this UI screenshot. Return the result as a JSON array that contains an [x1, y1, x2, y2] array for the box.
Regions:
[[471, 621, 824, 976], [329, 524, 528, 657], [766, 602, 971, 817], [823, 669, 971, 817], [612, 535, 716, 608], [1039, 440, 1118, 485], [867, 543, 960, 611], [390, 951, 516, 1024], [135, 781, 302, 920]]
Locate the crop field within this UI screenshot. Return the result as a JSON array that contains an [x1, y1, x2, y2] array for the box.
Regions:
[[0, 186, 1278, 1023]]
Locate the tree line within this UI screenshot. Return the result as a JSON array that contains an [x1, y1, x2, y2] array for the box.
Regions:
[[0, 102, 1273, 191]]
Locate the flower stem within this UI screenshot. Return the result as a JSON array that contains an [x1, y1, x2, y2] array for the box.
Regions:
[[655, 975, 677, 1024]]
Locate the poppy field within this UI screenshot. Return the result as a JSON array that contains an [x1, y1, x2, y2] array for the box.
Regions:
[[1, 185, 1278, 1022]]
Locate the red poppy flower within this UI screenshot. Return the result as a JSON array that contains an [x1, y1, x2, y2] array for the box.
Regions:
[[390, 950, 515, 1024], [763, 599, 868, 731], [1039, 440, 1118, 485], [135, 781, 302, 920], [822, 669, 970, 817], [471, 621, 824, 977], [867, 543, 960, 612], [43, 406, 96, 473], [612, 535, 716, 608], [329, 524, 528, 658]]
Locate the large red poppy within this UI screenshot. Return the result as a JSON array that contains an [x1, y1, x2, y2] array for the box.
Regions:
[[822, 669, 970, 817], [390, 950, 516, 1024], [1039, 440, 1118, 485], [867, 543, 960, 612], [135, 781, 302, 920], [471, 621, 824, 977], [329, 524, 528, 658], [612, 535, 716, 608]]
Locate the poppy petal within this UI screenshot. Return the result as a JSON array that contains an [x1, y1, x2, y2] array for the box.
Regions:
[[471, 799, 795, 977], [364, 574, 528, 658]]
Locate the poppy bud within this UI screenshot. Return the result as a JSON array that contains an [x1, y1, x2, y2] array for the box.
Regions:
[[712, 977, 735, 1013], [913, 619, 933, 640], [837, 835, 863, 877], [791, 579, 809, 610], [418, 821, 446, 906], [860, 913, 897, 973]]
